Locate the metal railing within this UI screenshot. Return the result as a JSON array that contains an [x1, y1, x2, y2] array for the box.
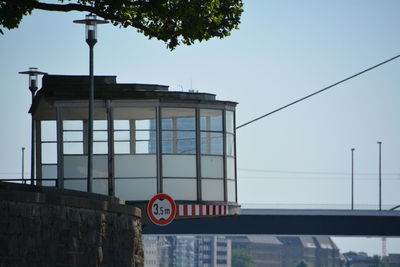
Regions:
[[0, 178, 57, 187], [240, 203, 400, 211]]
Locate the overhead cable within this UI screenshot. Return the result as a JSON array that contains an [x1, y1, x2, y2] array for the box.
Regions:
[[236, 54, 400, 129]]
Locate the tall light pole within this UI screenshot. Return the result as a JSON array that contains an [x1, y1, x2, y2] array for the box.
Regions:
[[21, 147, 25, 184], [19, 67, 47, 185], [351, 148, 355, 210], [378, 141, 382, 211], [74, 14, 108, 193]]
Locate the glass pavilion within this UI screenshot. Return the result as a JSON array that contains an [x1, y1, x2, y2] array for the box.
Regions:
[[32, 75, 237, 206]]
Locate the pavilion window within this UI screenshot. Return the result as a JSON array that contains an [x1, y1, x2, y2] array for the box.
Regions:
[[134, 118, 156, 154], [161, 108, 196, 154], [114, 120, 130, 154], [225, 110, 236, 202], [93, 120, 108, 154], [40, 120, 57, 186], [63, 120, 84, 155], [161, 108, 197, 200], [200, 109, 224, 201], [113, 107, 157, 201]]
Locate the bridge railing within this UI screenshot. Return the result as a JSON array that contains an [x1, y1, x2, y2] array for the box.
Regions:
[[241, 203, 400, 211], [0, 178, 57, 187]]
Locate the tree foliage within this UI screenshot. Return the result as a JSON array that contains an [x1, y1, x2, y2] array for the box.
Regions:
[[296, 260, 310, 267], [232, 249, 254, 267], [0, 0, 243, 49]]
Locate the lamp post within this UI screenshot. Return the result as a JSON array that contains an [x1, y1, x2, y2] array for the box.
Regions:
[[351, 148, 355, 210], [74, 14, 108, 193], [19, 67, 47, 185], [377, 141, 382, 211], [21, 147, 25, 184]]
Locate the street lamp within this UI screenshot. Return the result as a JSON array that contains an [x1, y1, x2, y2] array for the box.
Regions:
[[19, 67, 47, 185], [351, 148, 355, 210], [21, 147, 25, 184], [74, 14, 108, 193], [377, 141, 382, 211]]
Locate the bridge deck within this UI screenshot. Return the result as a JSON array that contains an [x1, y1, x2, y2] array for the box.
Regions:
[[143, 209, 400, 236]]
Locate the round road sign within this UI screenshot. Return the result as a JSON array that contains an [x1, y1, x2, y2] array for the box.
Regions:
[[147, 193, 177, 226]]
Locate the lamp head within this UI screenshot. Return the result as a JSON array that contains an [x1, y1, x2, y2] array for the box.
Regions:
[[19, 67, 47, 93], [73, 14, 108, 46]]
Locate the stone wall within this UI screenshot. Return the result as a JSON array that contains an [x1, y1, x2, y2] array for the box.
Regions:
[[0, 182, 143, 267]]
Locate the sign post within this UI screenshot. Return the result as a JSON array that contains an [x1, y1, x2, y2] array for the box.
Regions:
[[147, 193, 177, 226]]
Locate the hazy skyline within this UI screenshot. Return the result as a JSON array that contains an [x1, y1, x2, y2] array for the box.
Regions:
[[1, 0, 399, 255]]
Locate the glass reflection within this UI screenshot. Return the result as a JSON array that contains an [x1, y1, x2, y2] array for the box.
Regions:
[[201, 132, 223, 155], [200, 109, 223, 131]]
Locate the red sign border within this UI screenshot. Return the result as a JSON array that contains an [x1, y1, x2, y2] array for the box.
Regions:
[[147, 193, 177, 226]]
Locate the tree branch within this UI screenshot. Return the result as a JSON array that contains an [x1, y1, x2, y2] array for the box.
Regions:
[[10, 0, 159, 39], [31, 2, 98, 13]]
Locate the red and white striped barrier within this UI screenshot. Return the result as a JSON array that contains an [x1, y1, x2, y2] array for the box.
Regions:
[[176, 204, 228, 217]]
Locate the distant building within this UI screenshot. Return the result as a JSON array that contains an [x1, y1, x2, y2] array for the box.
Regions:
[[230, 236, 283, 267], [143, 235, 231, 267], [383, 254, 400, 267], [206, 236, 231, 267], [299, 236, 318, 266], [174, 236, 196, 267], [143, 236, 160, 267], [313, 236, 341, 267], [229, 235, 341, 267], [278, 236, 308, 267], [144, 235, 343, 267], [343, 252, 374, 267]]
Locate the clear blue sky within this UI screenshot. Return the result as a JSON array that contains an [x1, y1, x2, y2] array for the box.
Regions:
[[1, 0, 399, 255]]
